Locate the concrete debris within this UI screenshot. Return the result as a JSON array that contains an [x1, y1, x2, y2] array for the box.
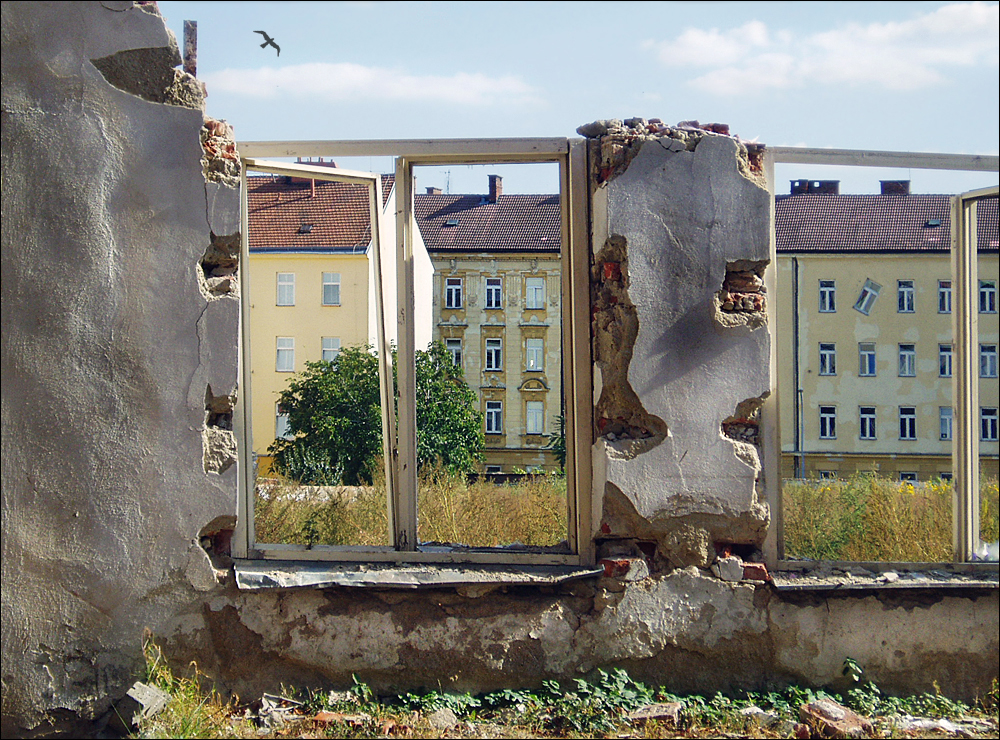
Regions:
[[111, 681, 169, 729], [799, 698, 873, 739], [91, 46, 205, 110], [628, 701, 682, 725], [740, 705, 781, 726], [712, 555, 745, 582], [201, 118, 240, 187], [426, 707, 459, 731]]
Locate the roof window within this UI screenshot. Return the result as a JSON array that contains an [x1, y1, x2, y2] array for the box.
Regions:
[[925, 218, 942, 228], [298, 224, 314, 234], [444, 218, 460, 227]]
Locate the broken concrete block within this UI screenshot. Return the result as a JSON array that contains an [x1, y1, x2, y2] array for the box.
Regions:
[[742, 562, 770, 582], [628, 701, 682, 725], [799, 698, 873, 738], [599, 557, 650, 581], [110, 681, 170, 731], [426, 707, 459, 731], [712, 555, 744, 582]]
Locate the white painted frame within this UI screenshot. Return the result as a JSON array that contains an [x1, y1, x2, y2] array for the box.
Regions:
[[235, 138, 594, 566], [762, 146, 999, 570]]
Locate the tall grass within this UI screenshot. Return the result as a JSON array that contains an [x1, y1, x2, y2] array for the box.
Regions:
[[254, 470, 567, 548], [784, 474, 999, 562]]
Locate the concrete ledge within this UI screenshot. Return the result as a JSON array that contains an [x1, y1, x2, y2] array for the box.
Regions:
[[235, 559, 604, 590]]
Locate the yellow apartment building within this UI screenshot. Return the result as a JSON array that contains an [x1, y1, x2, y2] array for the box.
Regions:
[[415, 175, 562, 473], [775, 180, 999, 481], [246, 164, 432, 468]]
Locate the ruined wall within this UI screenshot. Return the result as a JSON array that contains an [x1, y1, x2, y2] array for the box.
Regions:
[[2, 6, 995, 733], [1, 2, 239, 734]]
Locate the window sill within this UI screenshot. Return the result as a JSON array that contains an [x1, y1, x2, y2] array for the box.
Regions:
[[771, 562, 998, 592], [234, 559, 603, 590]]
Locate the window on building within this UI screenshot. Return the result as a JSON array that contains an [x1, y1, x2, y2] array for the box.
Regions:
[[818, 470, 836, 480], [276, 336, 294, 372], [485, 277, 502, 309], [526, 401, 544, 435], [898, 344, 916, 377], [853, 278, 882, 315], [276, 272, 295, 306], [485, 401, 503, 434], [897, 279, 915, 313], [485, 338, 503, 371], [275, 404, 293, 440], [525, 338, 544, 371], [940, 406, 953, 441], [859, 342, 877, 376], [899, 472, 918, 482], [525, 277, 545, 309], [819, 343, 836, 376], [445, 338, 462, 368], [859, 406, 877, 440], [899, 407, 917, 440], [484, 464, 502, 475], [322, 272, 341, 306], [938, 280, 952, 313], [939, 344, 953, 377], [819, 280, 836, 312], [445, 277, 463, 309], [981, 344, 998, 378], [981, 280, 997, 313], [321, 337, 340, 362], [819, 406, 836, 439], [983, 408, 999, 442]]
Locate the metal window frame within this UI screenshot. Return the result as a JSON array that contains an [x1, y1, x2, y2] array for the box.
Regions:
[[234, 138, 593, 567], [762, 146, 998, 570]]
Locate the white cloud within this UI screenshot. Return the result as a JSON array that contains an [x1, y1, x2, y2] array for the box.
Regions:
[[644, 1, 999, 95], [203, 62, 538, 106]]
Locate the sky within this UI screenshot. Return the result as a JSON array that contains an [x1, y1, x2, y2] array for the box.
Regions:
[[157, 1, 999, 195]]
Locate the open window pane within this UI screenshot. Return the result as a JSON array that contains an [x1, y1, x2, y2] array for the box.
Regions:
[[775, 163, 997, 564], [411, 161, 567, 550], [243, 161, 395, 550]]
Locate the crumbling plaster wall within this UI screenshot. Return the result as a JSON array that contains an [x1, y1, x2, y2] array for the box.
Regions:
[[1, 2, 239, 734]]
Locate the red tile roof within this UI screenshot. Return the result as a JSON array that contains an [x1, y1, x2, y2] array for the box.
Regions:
[[247, 174, 394, 252], [776, 193, 998, 254], [414, 194, 560, 254]]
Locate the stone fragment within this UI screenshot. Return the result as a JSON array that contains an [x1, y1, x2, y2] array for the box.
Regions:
[[628, 702, 682, 726], [713, 555, 744, 582], [110, 681, 170, 731], [427, 707, 459, 731], [742, 562, 770, 582], [577, 119, 621, 137], [799, 698, 873, 738]]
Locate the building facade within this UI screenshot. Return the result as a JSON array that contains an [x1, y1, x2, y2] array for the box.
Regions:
[[775, 180, 999, 480], [415, 176, 563, 472]]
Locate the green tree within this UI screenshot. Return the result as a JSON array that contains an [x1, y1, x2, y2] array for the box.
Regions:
[[546, 413, 567, 471], [269, 342, 484, 485]]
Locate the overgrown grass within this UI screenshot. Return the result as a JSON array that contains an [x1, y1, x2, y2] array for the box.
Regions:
[[784, 474, 1000, 561], [134, 639, 999, 739], [254, 469, 567, 548]]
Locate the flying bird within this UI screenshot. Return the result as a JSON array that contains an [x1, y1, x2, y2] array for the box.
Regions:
[[254, 30, 280, 56]]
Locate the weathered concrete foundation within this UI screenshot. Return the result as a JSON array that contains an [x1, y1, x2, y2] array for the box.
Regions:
[[2, 9, 996, 737]]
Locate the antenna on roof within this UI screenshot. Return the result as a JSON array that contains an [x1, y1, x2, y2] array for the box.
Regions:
[[444, 170, 451, 195]]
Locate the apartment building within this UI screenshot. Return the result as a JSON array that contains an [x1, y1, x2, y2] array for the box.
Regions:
[[775, 179, 999, 480], [414, 175, 562, 472]]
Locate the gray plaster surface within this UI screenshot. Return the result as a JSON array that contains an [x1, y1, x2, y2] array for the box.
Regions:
[[1, 2, 239, 732]]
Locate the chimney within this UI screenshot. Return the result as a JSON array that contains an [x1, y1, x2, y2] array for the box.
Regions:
[[426, 186, 442, 195], [488, 174, 502, 203], [790, 179, 840, 195], [880, 180, 910, 195]]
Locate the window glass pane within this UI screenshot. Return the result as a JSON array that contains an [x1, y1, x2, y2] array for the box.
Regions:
[[321, 337, 340, 362], [939, 344, 952, 377], [276, 272, 295, 306], [858, 343, 876, 376], [412, 161, 566, 550], [322, 272, 341, 305], [819, 280, 836, 312], [938, 280, 952, 313]]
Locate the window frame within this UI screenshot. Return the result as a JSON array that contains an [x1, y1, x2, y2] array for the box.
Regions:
[[980, 343, 998, 378], [445, 337, 462, 368], [484, 277, 502, 310], [899, 406, 917, 441], [940, 406, 954, 441], [818, 342, 836, 376], [445, 276, 463, 309], [276, 272, 295, 306], [939, 343, 953, 378], [525, 276, 546, 309], [897, 279, 915, 313], [982, 407, 999, 442], [762, 147, 997, 569], [275, 336, 295, 372], [859, 406, 877, 441], [938, 280, 952, 314], [525, 337, 544, 372], [321, 272, 341, 306], [275, 403, 293, 441], [321, 336, 341, 362], [485, 400, 503, 435], [525, 400, 544, 435], [484, 337, 503, 372], [981, 280, 997, 314], [818, 405, 837, 440], [853, 279, 882, 315], [898, 343, 916, 377], [858, 342, 877, 377], [818, 279, 836, 313], [235, 138, 593, 567]]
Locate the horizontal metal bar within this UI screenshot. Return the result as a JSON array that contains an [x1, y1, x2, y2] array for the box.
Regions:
[[767, 147, 999, 172], [252, 543, 580, 566], [243, 158, 377, 182], [239, 138, 576, 160]]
